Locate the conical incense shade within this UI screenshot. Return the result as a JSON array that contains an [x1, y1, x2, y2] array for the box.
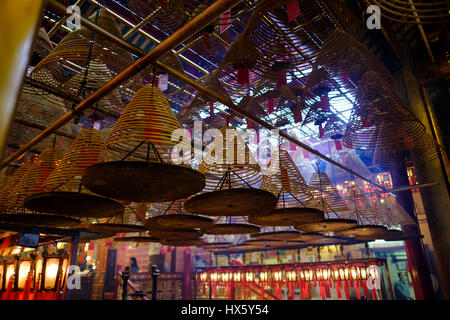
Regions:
[[0, 170, 10, 191], [128, 0, 184, 31], [366, 1, 450, 24], [245, 0, 341, 81], [315, 29, 395, 92], [33, 27, 53, 61], [43, 128, 104, 192], [199, 125, 261, 192], [15, 84, 79, 136], [7, 148, 62, 211], [343, 71, 426, 153], [261, 149, 314, 208], [31, 9, 140, 103], [309, 172, 349, 213], [104, 85, 190, 162], [343, 183, 374, 223], [0, 162, 33, 212]]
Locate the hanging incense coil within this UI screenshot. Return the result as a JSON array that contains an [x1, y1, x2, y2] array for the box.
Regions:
[[161, 239, 206, 247], [85, 223, 147, 234], [189, 26, 232, 58], [314, 29, 395, 91], [199, 242, 232, 250], [251, 230, 301, 241], [15, 84, 79, 136], [198, 125, 262, 192], [372, 132, 442, 167], [0, 213, 80, 228], [202, 223, 260, 235], [335, 225, 389, 238], [261, 149, 315, 208], [365, 0, 450, 24], [148, 228, 203, 240], [43, 128, 104, 192], [295, 232, 324, 242], [244, 0, 341, 81], [145, 214, 215, 231], [248, 207, 324, 227], [113, 236, 162, 243], [215, 34, 265, 96], [302, 236, 349, 246], [0, 162, 33, 213], [7, 147, 62, 211], [31, 27, 53, 64], [24, 192, 125, 218], [128, 0, 184, 32], [166, 0, 251, 27], [309, 172, 349, 213], [81, 86, 205, 202], [295, 218, 358, 233], [184, 188, 277, 217], [31, 9, 140, 110], [343, 71, 426, 154]]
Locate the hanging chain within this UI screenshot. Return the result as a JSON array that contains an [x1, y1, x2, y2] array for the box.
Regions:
[[71, 3, 102, 124]]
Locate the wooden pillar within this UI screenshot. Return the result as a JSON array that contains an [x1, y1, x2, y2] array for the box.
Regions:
[[183, 250, 192, 300], [170, 247, 177, 272], [398, 59, 450, 299], [389, 163, 435, 300]]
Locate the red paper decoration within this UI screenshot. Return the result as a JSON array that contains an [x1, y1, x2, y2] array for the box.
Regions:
[[286, 1, 301, 22]]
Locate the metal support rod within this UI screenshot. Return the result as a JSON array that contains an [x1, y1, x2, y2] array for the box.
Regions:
[[0, 0, 242, 169], [123, 7, 161, 40], [408, 0, 435, 63]]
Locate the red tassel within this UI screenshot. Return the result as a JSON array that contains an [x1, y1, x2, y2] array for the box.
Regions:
[[362, 117, 371, 128], [336, 281, 342, 299], [362, 280, 370, 298], [203, 282, 206, 295], [213, 282, 217, 298], [261, 283, 265, 300], [3, 276, 14, 300], [247, 118, 255, 129], [276, 71, 287, 87], [343, 71, 348, 84], [286, 1, 301, 22], [355, 280, 361, 299], [319, 124, 324, 138], [320, 95, 330, 111], [319, 281, 325, 300], [237, 67, 249, 85], [267, 98, 274, 114], [325, 281, 331, 298], [293, 107, 302, 123], [372, 287, 378, 300], [334, 139, 343, 150], [303, 150, 310, 159], [202, 31, 210, 49], [343, 281, 350, 300], [209, 102, 214, 117], [219, 10, 231, 33], [290, 142, 296, 151], [226, 282, 231, 300]]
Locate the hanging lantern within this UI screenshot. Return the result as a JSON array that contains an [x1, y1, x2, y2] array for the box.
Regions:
[[37, 254, 69, 292], [232, 271, 242, 283], [16, 257, 32, 290], [272, 269, 283, 300], [286, 269, 297, 300], [245, 271, 255, 283], [199, 272, 208, 282]]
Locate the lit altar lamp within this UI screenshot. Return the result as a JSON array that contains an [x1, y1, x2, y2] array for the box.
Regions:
[[272, 270, 283, 300], [258, 270, 269, 300]]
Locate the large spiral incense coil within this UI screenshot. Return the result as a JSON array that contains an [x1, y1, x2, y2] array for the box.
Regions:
[[215, 34, 266, 96], [343, 71, 426, 153], [8, 122, 73, 154], [7, 148, 62, 211], [15, 84, 79, 136], [198, 125, 262, 192], [365, 0, 450, 24], [81, 86, 205, 203], [31, 9, 140, 109], [43, 128, 105, 192], [128, 0, 184, 32], [103, 86, 190, 162], [0, 162, 33, 213], [31, 27, 53, 64], [244, 0, 340, 81], [309, 172, 349, 213], [372, 132, 441, 167], [188, 26, 232, 58], [261, 149, 315, 208], [343, 183, 376, 224], [166, 0, 251, 27], [0, 171, 9, 191], [314, 29, 395, 92]]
